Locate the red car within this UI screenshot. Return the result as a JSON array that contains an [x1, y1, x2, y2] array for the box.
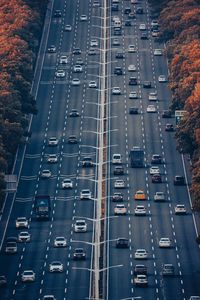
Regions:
[[152, 174, 162, 183], [114, 166, 124, 175], [112, 192, 123, 202]]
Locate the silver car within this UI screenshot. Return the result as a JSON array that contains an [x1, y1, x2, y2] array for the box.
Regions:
[[21, 270, 35, 282], [49, 261, 63, 273]]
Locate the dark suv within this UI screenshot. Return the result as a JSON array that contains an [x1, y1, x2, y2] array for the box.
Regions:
[[116, 238, 129, 248], [174, 175, 185, 185], [114, 67, 123, 75], [129, 77, 137, 85], [82, 157, 93, 167], [162, 264, 174, 276]]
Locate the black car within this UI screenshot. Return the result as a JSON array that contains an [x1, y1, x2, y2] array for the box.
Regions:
[[162, 110, 172, 118], [114, 166, 124, 175], [141, 33, 148, 40], [129, 107, 139, 114], [174, 175, 185, 185], [112, 4, 119, 11], [73, 248, 86, 260], [54, 10, 61, 17], [125, 20, 131, 26], [114, 67, 123, 75], [68, 135, 78, 144], [152, 174, 162, 183], [69, 109, 79, 117], [129, 77, 137, 85], [124, 7, 131, 14], [151, 154, 162, 164], [116, 238, 129, 248], [73, 48, 81, 55], [112, 192, 123, 202], [134, 265, 147, 275], [143, 81, 151, 88], [82, 157, 93, 167], [136, 7, 143, 14], [0, 275, 7, 287], [128, 12, 135, 19], [165, 124, 174, 131], [116, 51, 124, 58], [48, 45, 56, 53], [162, 264, 174, 276]]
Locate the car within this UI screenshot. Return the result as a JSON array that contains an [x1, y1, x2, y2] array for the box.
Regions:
[[64, 24, 72, 31], [54, 10, 61, 17], [159, 238, 171, 248], [158, 75, 167, 82], [73, 248, 86, 260], [129, 91, 138, 99], [129, 107, 138, 114], [90, 39, 98, 47], [175, 204, 186, 214], [147, 105, 156, 112], [48, 137, 58, 146], [114, 166, 124, 175], [18, 231, 30, 242], [21, 270, 35, 282], [76, 58, 84, 65], [54, 237, 67, 247], [80, 15, 88, 21], [128, 12, 135, 19], [48, 45, 56, 53], [125, 20, 131, 26], [62, 178, 73, 189], [74, 220, 87, 232], [189, 297, 200, 300], [134, 265, 147, 275], [114, 67, 123, 75], [43, 296, 56, 300], [59, 55, 68, 64], [162, 110, 172, 118], [112, 153, 122, 164], [128, 45, 136, 52], [154, 192, 165, 201], [152, 30, 160, 37], [80, 189, 92, 200], [148, 92, 158, 101], [70, 109, 79, 117], [150, 166, 160, 175], [71, 78, 80, 85], [141, 33, 148, 39], [0, 275, 7, 287], [68, 135, 78, 143], [112, 38, 120, 46], [41, 170, 51, 178], [128, 64, 136, 71], [116, 51, 124, 58], [88, 48, 97, 55], [139, 24, 146, 30], [116, 238, 129, 248], [129, 77, 137, 85], [73, 48, 81, 55], [114, 27, 122, 36], [151, 20, 158, 27], [154, 49, 162, 56], [5, 241, 17, 254], [112, 87, 121, 95], [47, 154, 58, 163], [152, 174, 162, 183], [143, 81, 151, 88], [112, 192, 123, 202], [89, 81, 97, 88], [114, 204, 127, 215], [114, 179, 125, 188], [49, 261, 63, 273], [124, 7, 131, 14], [134, 275, 148, 287], [93, 1, 100, 6], [165, 124, 174, 131], [131, 0, 138, 3], [82, 157, 93, 167], [73, 65, 83, 72], [134, 205, 146, 215], [112, 4, 119, 11], [134, 190, 146, 200], [16, 217, 28, 228], [151, 154, 162, 164], [136, 7, 144, 14], [135, 249, 148, 259], [162, 264, 174, 276], [174, 175, 185, 185]]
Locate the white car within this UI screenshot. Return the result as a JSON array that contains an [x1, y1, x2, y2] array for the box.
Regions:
[[112, 15, 120, 22], [114, 204, 127, 215], [89, 81, 97, 88], [159, 237, 171, 248], [49, 261, 63, 273], [134, 275, 148, 287], [154, 192, 165, 201], [72, 78, 80, 85], [128, 64, 136, 72], [139, 24, 146, 30], [64, 24, 72, 31], [54, 237, 67, 247], [80, 189, 92, 199], [48, 137, 58, 146], [158, 75, 167, 82], [73, 65, 83, 72], [151, 20, 158, 27], [16, 217, 28, 228], [90, 39, 98, 47], [59, 55, 68, 64], [114, 179, 125, 188], [135, 249, 148, 259], [43, 296, 56, 300], [21, 270, 35, 282], [175, 204, 186, 214], [152, 30, 160, 37], [112, 87, 121, 95], [62, 179, 73, 189], [55, 70, 65, 78], [18, 231, 30, 242], [129, 91, 138, 99], [128, 45, 136, 52], [47, 154, 58, 163], [148, 92, 158, 101], [150, 166, 160, 175], [154, 49, 162, 56], [74, 220, 87, 232], [41, 170, 51, 178], [134, 205, 146, 215], [112, 153, 122, 164], [112, 38, 120, 46], [147, 105, 156, 113], [80, 15, 88, 21]]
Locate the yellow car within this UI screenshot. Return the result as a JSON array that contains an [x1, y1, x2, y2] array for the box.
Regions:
[[134, 190, 146, 200]]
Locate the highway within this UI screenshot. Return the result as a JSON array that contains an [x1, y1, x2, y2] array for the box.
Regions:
[[0, 0, 200, 300]]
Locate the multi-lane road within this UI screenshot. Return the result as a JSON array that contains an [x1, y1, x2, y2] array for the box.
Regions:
[[0, 0, 200, 300]]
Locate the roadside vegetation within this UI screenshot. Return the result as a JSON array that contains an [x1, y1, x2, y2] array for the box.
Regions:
[[149, 0, 200, 211], [0, 0, 48, 207]]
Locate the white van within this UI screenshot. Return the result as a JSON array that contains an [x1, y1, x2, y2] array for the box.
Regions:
[[112, 154, 122, 164]]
